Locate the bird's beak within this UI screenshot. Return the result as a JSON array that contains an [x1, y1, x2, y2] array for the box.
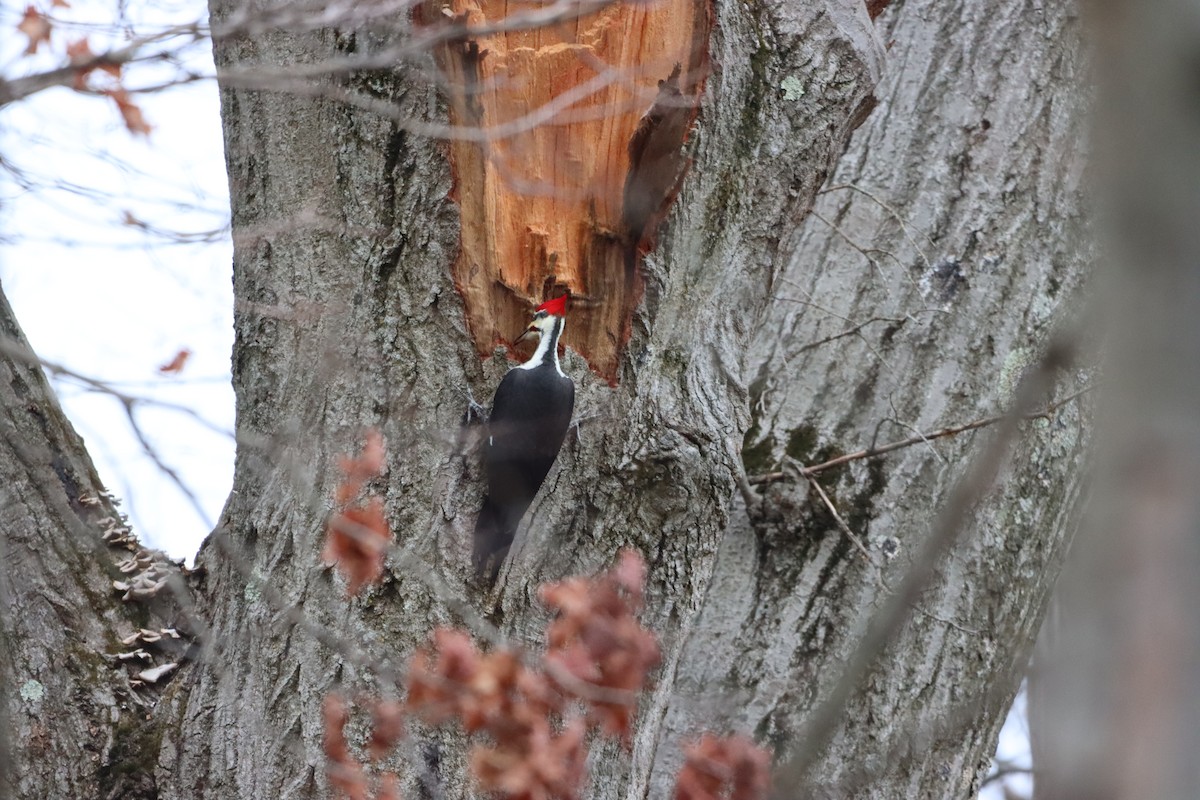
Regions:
[[514, 325, 536, 345]]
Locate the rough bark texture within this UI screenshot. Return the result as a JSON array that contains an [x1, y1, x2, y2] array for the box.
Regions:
[[0, 288, 187, 800], [0, 0, 1093, 797], [652, 1, 1090, 796]]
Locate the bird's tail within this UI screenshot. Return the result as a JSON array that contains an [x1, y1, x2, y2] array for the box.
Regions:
[[473, 495, 517, 586]]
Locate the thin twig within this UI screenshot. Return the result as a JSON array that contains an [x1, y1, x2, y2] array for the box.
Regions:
[[809, 209, 896, 294], [751, 387, 1091, 486], [817, 182, 936, 270], [800, 470, 874, 562], [0, 26, 202, 106], [793, 316, 908, 355], [0, 335, 234, 440]]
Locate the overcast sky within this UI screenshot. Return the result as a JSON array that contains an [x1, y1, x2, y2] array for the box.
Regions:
[[1, 0, 232, 560]]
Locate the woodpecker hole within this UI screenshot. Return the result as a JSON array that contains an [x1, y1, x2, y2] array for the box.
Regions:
[[429, 0, 711, 383]]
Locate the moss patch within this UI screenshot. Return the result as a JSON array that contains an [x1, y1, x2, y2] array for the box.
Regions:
[[98, 712, 161, 800], [742, 426, 777, 475], [784, 424, 818, 464]]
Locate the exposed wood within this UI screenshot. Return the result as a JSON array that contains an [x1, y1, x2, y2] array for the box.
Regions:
[[433, 0, 710, 381]]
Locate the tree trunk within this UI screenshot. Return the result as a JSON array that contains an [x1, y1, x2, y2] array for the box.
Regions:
[[658, 0, 1090, 794], [0, 289, 189, 800], [1033, 2, 1200, 797], [0, 0, 1089, 797]]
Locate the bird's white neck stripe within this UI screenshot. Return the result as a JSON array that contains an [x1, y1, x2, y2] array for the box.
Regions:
[[517, 316, 565, 377]]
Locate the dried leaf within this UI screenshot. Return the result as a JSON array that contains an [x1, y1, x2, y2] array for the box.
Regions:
[[390, 555, 672, 800], [157, 348, 191, 375], [323, 694, 369, 800], [674, 734, 771, 800], [328, 762, 368, 800], [338, 429, 387, 487], [17, 5, 51, 55], [324, 432, 392, 595], [65, 36, 91, 62], [67, 37, 121, 88], [540, 549, 660, 740], [375, 773, 401, 800], [368, 700, 405, 761], [323, 497, 392, 596], [104, 88, 152, 136], [322, 694, 351, 762]]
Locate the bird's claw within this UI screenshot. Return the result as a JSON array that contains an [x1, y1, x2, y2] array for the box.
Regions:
[[463, 387, 489, 426]]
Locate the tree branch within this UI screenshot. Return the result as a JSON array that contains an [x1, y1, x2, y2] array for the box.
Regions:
[[751, 386, 1090, 485]]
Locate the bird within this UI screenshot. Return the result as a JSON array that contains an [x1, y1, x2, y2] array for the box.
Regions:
[[473, 294, 575, 584]]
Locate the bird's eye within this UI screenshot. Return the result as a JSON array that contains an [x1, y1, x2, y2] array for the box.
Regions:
[[533, 310, 547, 320]]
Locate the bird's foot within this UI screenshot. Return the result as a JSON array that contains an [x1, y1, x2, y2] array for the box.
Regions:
[[462, 387, 489, 426], [568, 412, 599, 442]]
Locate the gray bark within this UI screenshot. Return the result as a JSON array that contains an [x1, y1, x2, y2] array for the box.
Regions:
[[0, 0, 1091, 797], [653, 1, 1090, 796], [0, 288, 188, 800]]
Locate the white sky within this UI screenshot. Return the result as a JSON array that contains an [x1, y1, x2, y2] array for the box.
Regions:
[[0, 0, 1030, 794], [0, 0, 232, 560]]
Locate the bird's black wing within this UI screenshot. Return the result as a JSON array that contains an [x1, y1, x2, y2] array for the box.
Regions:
[[473, 366, 574, 582]]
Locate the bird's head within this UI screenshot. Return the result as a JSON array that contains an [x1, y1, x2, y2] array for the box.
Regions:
[[515, 294, 568, 344]]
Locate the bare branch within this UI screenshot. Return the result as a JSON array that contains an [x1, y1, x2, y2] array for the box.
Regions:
[[751, 386, 1091, 485], [800, 471, 874, 562]]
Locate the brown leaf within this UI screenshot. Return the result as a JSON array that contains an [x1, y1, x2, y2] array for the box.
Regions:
[[338, 428, 387, 485], [65, 36, 91, 63], [17, 5, 51, 55], [328, 761, 369, 800], [368, 700, 405, 761], [674, 734, 771, 800], [323, 497, 392, 596], [540, 549, 660, 740], [375, 773, 401, 800], [323, 694, 370, 800], [157, 348, 191, 375], [398, 557, 673, 800], [470, 716, 587, 800], [322, 694, 351, 762], [334, 429, 386, 504], [66, 37, 120, 89], [104, 88, 152, 137]]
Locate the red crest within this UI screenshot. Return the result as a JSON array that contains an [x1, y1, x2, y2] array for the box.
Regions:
[[536, 294, 569, 317]]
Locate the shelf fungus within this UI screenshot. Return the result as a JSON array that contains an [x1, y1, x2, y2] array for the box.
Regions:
[[136, 662, 178, 685]]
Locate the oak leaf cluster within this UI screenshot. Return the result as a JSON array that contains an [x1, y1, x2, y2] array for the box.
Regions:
[[323, 430, 393, 595], [321, 517, 771, 800]]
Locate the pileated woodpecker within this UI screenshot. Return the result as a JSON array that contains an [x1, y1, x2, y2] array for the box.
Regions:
[[473, 295, 575, 583]]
